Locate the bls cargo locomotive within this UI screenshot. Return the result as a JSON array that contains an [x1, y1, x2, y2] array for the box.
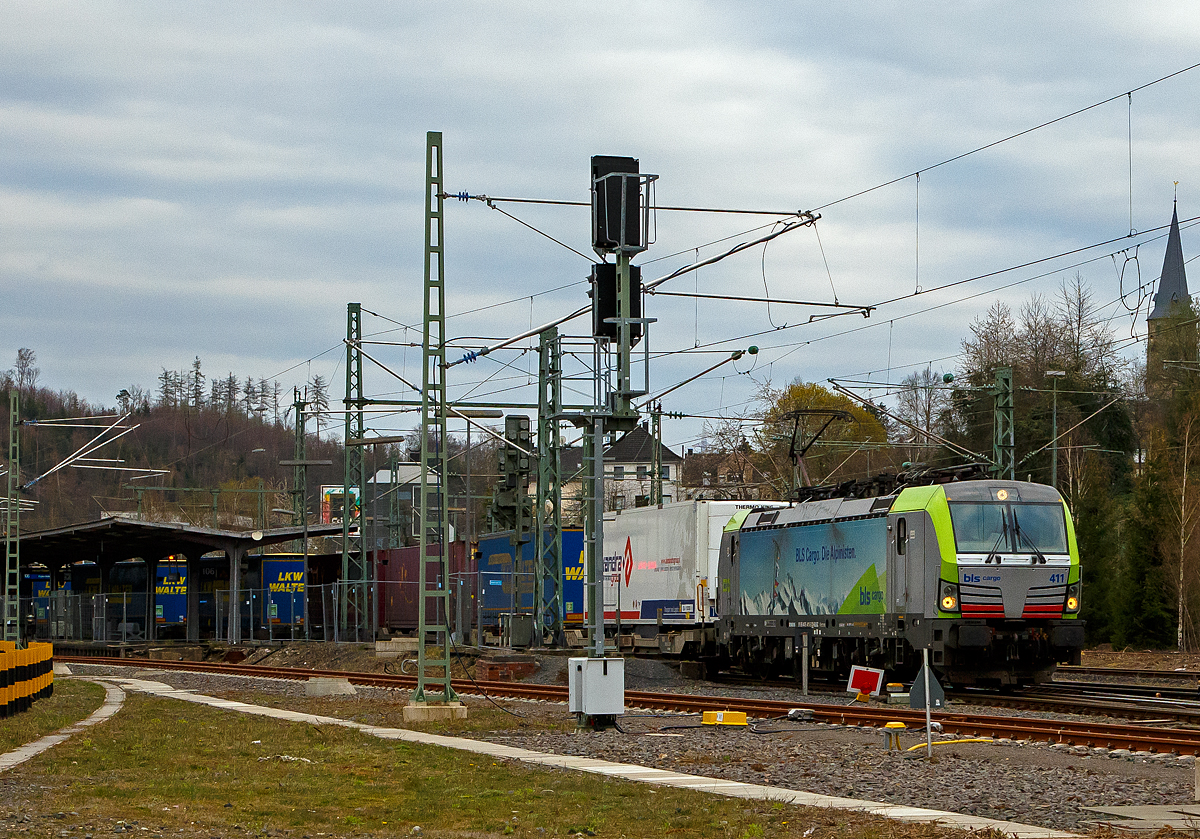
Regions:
[[715, 479, 1084, 687]]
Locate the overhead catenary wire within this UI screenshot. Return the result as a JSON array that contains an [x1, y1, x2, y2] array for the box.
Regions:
[[671, 215, 1198, 364], [442, 191, 808, 216], [346, 66, 1200, 457], [420, 63, 1200, 399], [810, 61, 1200, 214]]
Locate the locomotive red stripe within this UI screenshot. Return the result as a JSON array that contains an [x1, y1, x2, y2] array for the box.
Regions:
[[962, 605, 1005, 614]]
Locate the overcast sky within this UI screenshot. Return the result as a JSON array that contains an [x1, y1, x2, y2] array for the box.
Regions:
[[3, 2, 1199, 453]]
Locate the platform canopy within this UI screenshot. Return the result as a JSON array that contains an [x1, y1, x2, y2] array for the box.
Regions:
[[18, 515, 344, 570]]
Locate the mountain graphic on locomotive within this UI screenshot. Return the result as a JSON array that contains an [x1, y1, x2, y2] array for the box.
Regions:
[[715, 477, 1084, 687]]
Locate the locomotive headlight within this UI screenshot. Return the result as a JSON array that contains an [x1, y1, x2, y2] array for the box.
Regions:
[[1065, 582, 1080, 613], [940, 581, 960, 613]]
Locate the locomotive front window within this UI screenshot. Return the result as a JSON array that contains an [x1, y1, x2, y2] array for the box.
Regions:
[[1011, 503, 1068, 554], [949, 503, 1009, 553], [949, 502, 1068, 555]]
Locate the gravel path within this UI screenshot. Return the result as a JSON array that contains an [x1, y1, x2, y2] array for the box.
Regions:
[[61, 659, 1200, 833]]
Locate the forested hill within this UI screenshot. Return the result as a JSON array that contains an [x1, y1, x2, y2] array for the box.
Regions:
[[2, 376, 346, 532]]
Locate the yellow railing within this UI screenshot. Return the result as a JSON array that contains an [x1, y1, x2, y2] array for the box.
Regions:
[[0, 641, 54, 717]]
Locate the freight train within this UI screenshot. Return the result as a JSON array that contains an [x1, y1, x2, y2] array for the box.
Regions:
[[714, 478, 1084, 687], [20, 476, 1084, 687]]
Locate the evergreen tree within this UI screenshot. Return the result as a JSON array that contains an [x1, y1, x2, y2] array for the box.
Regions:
[[189, 356, 205, 409], [309, 374, 329, 440], [1117, 446, 1177, 648]]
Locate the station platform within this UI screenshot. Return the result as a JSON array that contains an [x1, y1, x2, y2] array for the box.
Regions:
[[21, 675, 1074, 839], [1082, 804, 1200, 834]]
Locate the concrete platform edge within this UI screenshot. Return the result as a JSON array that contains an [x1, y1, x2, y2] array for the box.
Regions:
[[0, 680, 125, 773]]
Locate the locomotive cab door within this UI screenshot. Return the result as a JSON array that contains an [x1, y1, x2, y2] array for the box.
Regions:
[[888, 513, 926, 616]]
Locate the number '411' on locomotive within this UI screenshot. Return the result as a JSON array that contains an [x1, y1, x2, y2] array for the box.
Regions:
[[715, 479, 1084, 687]]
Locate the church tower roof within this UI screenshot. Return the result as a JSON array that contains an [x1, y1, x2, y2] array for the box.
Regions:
[[1148, 202, 1189, 320]]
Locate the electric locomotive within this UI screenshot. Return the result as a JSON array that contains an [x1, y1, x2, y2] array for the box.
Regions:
[[715, 478, 1083, 687]]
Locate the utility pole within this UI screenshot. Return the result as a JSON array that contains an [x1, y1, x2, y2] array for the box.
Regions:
[[649, 405, 683, 506], [4, 392, 19, 643], [535, 327, 564, 644], [650, 403, 662, 506], [411, 130, 459, 712], [1046, 370, 1065, 489], [992, 366, 1015, 481], [292, 388, 308, 543], [343, 303, 368, 639]]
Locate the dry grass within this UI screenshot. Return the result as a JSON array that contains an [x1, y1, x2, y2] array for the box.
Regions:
[[5, 691, 994, 839], [0, 677, 106, 752], [211, 687, 575, 735]]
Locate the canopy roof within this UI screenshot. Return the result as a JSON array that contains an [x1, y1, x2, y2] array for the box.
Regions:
[[18, 515, 343, 569]]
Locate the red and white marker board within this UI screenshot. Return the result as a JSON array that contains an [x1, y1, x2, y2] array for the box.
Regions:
[[846, 665, 885, 697]]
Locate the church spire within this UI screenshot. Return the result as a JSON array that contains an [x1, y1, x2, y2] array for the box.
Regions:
[[1148, 200, 1189, 320]]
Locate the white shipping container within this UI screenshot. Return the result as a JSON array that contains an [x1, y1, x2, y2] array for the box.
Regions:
[[596, 500, 787, 625]]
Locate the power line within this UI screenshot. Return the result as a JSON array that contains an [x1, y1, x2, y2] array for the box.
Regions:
[[811, 61, 1200, 213], [442, 191, 806, 216], [660, 216, 1195, 363]]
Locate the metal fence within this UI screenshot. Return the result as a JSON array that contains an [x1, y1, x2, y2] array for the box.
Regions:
[[8, 569, 558, 647]]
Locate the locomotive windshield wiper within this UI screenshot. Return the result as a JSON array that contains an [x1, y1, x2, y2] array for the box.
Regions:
[[1011, 511, 1047, 565], [984, 515, 1008, 564]]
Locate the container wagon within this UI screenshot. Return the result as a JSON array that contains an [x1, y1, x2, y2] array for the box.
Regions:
[[593, 500, 788, 654]]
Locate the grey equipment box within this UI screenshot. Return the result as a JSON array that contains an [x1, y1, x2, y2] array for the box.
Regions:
[[568, 657, 625, 716]]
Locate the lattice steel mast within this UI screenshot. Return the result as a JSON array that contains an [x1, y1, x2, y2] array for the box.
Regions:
[[415, 131, 457, 703], [535, 327, 564, 644], [992, 366, 1015, 481], [4, 392, 18, 643], [343, 302, 368, 639]]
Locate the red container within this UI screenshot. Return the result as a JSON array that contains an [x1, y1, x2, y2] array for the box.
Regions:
[[374, 542, 474, 633]]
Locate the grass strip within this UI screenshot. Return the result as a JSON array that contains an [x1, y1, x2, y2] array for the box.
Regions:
[[210, 687, 574, 735], [0, 677, 106, 753], [8, 692, 986, 839]]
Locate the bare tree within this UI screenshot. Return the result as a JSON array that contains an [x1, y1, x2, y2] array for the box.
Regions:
[[1016, 295, 1061, 378], [962, 301, 1016, 378], [13, 348, 39, 392], [895, 366, 950, 461], [1057, 272, 1119, 378], [1161, 413, 1200, 652]]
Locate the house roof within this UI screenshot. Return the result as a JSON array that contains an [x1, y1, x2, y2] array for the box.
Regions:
[[605, 424, 682, 464], [1149, 203, 1190, 320], [557, 425, 681, 480], [369, 464, 422, 486]]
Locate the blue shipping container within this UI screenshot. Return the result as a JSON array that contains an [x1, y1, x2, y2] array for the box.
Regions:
[[262, 556, 306, 625], [477, 529, 584, 626]]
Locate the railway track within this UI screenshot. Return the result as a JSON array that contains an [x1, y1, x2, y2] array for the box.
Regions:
[[717, 669, 1200, 723], [1060, 665, 1200, 683], [59, 655, 1200, 756]]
